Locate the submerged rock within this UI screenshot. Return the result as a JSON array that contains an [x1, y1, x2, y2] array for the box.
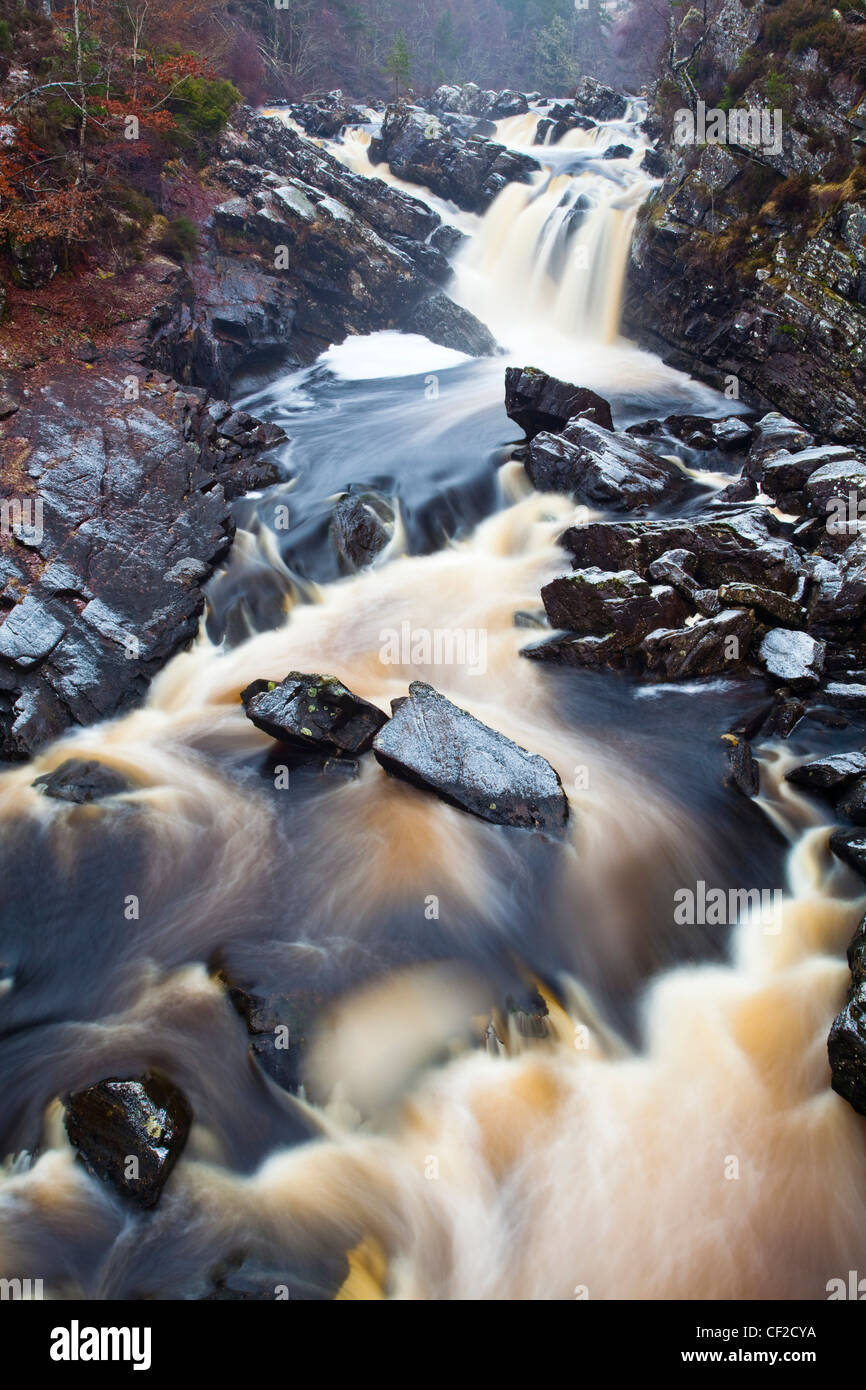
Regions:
[[373, 681, 568, 832], [64, 1072, 192, 1209], [223, 977, 321, 1095], [330, 492, 395, 571], [32, 759, 130, 804], [504, 367, 613, 439], [242, 673, 387, 755]]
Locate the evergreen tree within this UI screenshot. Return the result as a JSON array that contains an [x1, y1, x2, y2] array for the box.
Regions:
[[384, 29, 411, 98]]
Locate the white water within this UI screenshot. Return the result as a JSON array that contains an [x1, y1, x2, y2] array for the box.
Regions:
[[0, 98, 862, 1304]]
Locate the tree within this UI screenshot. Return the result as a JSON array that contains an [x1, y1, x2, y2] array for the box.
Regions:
[[534, 14, 577, 93], [384, 29, 411, 98]]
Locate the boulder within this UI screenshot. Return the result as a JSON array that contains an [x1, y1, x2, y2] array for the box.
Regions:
[[648, 549, 721, 616], [830, 828, 866, 880], [527, 419, 684, 509], [504, 367, 613, 439], [405, 291, 497, 356], [64, 1072, 192, 1209], [711, 417, 754, 452], [717, 582, 806, 627], [224, 977, 321, 1095], [541, 568, 687, 646], [786, 751, 866, 794], [330, 493, 394, 571], [724, 735, 759, 798], [641, 609, 754, 681], [373, 681, 568, 833], [572, 77, 628, 122], [561, 511, 804, 594], [242, 673, 387, 755], [758, 629, 825, 688], [836, 776, 866, 826]]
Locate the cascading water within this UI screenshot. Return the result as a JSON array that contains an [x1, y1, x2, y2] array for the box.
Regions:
[[1, 94, 864, 1305]]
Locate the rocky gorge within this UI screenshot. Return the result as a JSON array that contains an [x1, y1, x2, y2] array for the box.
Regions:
[[2, 20, 866, 1311]]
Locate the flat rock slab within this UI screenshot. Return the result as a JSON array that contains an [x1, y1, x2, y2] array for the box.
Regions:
[[242, 672, 387, 755], [64, 1072, 192, 1209], [373, 681, 568, 833]]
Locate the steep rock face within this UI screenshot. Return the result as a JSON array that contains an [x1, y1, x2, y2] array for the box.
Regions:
[[0, 371, 284, 759], [625, 0, 866, 443], [147, 113, 497, 395]]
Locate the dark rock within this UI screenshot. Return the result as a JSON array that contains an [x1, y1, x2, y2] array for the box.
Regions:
[[225, 980, 321, 1095], [786, 752, 866, 794], [64, 1072, 192, 1209], [806, 455, 866, 521], [758, 629, 825, 688], [404, 291, 497, 356], [330, 493, 394, 571], [572, 78, 628, 122], [717, 582, 805, 627], [761, 444, 857, 501], [751, 414, 815, 459], [32, 758, 130, 804], [724, 735, 759, 798], [504, 367, 613, 439], [243, 673, 387, 755], [641, 608, 754, 681], [527, 419, 684, 509], [828, 917, 866, 1115], [836, 776, 866, 826], [710, 417, 753, 451], [370, 103, 539, 214], [561, 511, 804, 594], [541, 567, 687, 646], [648, 548, 721, 615], [825, 683, 866, 710], [831, 828, 866, 881], [603, 143, 633, 161], [640, 146, 668, 178], [0, 371, 285, 760], [373, 680, 568, 833]]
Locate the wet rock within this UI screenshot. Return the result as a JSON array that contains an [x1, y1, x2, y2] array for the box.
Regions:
[[641, 609, 754, 681], [828, 917, 866, 1115], [648, 549, 721, 616], [751, 413, 815, 459], [758, 629, 825, 689], [711, 417, 754, 452], [825, 683, 866, 710], [603, 143, 633, 161], [640, 146, 668, 178], [831, 828, 866, 882], [521, 629, 637, 669], [572, 77, 627, 122], [527, 419, 684, 509], [761, 444, 857, 502], [373, 681, 568, 833], [836, 776, 866, 826], [0, 372, 285, 761], [405, 290, 497, 356], [717, 582, 805, 627], [330, 493, 394, 571], [32, 759, 130, 804], [504, 367, 613, 439], [224, 979, 321, 1095], [205, 1248, 348, 1301], [806, 455, 866, 521], [64, 1072, 192, 1209], [370, 103, 539, 214], [541, 568, 687, 646], [561, 511, 804, 594], [242, 673, 387, 756], [723, 734, 759, 798], [786, 751, 866, 794]]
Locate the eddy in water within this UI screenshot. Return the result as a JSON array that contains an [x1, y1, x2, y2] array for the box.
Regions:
[[0, 86, 864, 1316]]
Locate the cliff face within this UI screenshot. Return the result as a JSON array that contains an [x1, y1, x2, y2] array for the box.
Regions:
[[625, 0, 866, 443]]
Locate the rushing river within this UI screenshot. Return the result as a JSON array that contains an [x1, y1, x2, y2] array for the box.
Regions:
[[1, 101, 865, 1301]]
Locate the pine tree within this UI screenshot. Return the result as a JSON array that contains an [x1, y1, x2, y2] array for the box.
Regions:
[[384, 29, 411, 99]]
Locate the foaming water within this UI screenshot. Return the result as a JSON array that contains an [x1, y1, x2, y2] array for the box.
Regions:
[[0, 95, 862, 1304]]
